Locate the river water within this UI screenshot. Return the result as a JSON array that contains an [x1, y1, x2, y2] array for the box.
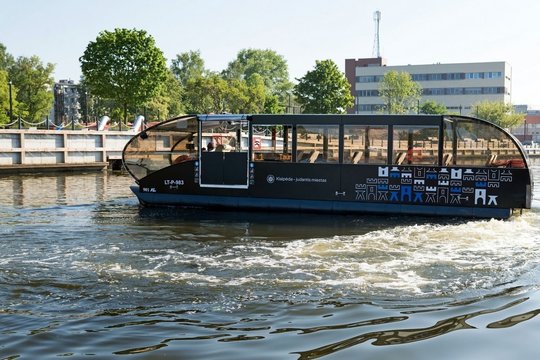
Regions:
[[1, 163, 539, 359]]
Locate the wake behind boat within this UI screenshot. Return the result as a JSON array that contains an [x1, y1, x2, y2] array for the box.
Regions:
[[122, 114, 533, 219]]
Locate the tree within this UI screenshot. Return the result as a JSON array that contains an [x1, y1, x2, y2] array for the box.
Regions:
[[9, 55, 54, 121], [170, 50, 206, 87], [0, 70, 18, 124], [80, 28, 168, 124], [378, 71, 422, 114], [183, 73, 267, 114], [293, 59, 353, 114], [184, 73, 228, 114], [0, 43, 15, 71], [419, 100, 447, 115], [223, 49, 292, 95], [144, 69, 184, 120], [471, 101, 524, 128], [226, 74, 266, 113], [263, 94, 284, 114]]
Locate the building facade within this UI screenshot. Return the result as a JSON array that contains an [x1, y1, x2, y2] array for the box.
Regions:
[[53, 80, 81, 125], [346, 58, 512, 115], [511, 106, 540, 143]]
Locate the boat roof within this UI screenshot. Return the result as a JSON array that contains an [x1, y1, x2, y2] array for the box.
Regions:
[[196, 113, 446, 126]]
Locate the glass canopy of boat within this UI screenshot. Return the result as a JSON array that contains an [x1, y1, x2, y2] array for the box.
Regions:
[[122, 114, 529, 182]]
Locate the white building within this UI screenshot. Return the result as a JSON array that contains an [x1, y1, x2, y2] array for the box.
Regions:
[[345, 58, 511, 115]]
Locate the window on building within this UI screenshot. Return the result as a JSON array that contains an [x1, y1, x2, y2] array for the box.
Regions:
[[464, 87, 482, 95], [447, 73, 463, 80], [412, 74, 428, 81], [423, 88, 445, 96], [343, 125, 388, 164], [357, 90, 379, 97], [446, 88, 464, 95], [358, 104, 382, 112], [358, 76, 375, 83], [485, 71, 502, 79], [466, 72, 483, 79]]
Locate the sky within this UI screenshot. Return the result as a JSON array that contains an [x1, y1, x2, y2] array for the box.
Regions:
[[1, 0, 539, 106]]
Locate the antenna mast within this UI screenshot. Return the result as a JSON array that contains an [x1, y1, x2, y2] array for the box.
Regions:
[[372, 11, 381, 58]]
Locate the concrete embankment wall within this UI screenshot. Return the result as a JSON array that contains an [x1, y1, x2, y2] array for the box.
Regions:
[[0, 129, 135, 173]]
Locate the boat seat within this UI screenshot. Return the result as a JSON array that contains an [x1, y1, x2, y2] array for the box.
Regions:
[[486, 154, 497, 166], [395, 152, 406, 165], [352, 151, 363, 164], [442, 153, 453, 166], [308, 150, 320, 163]]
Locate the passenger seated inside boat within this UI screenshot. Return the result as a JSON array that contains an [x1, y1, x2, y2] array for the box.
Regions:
[[172, 154, 193, 164]]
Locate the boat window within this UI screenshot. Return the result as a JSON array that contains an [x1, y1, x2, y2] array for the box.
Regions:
[[201, 120, 249, 152], [392, 126, 439, 165], [123, 116, 199, 180], [343, 125, 388, 164], [451, 119, 525, 168], [170, 131, 198, 164], [252, 125, 292, 162], [296, 125, 339, 163]]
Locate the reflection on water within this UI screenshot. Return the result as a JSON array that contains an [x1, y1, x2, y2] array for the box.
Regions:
[[0, 172, 134, 207], [296, 295, 529, 360], [0, 166, 539, 359]]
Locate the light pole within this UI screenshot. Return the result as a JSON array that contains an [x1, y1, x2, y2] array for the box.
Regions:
[[8, 80, 13, 123], [84, 91, 88, 125]]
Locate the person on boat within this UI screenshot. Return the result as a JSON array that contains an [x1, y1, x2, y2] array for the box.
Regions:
[[207, 142, 215, 151]]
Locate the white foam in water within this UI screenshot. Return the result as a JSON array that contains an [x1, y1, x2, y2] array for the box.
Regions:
[[76, 211, 540, 301], [235, 215, 540, 298]]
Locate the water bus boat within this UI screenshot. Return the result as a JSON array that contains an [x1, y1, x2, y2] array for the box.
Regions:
[[122, 114, 533, 219]]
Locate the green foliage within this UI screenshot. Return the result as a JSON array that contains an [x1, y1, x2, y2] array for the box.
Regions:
[[223, 48, 292, 95], [144, 70, 184, 120], [264, 94, 285, 114], [419, 100, 447, 115], [378, 71, 422, 114], [232, 73, 266, 113], [183, 73, 266, 114], [170, 50, 206, 87], [0, 43, 15, 71], [0, 70, 15, 124], [471, 101, 524, 128], [293, 59, 353, 114], [80, 28, 168, 123], [9, 55, 54, 121], [184, 73, 228, 114]]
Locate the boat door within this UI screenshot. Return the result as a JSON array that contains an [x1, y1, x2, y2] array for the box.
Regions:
[[199, 117, 250, 188]]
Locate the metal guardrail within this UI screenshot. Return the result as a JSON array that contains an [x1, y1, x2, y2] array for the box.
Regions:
[[0, 128, 136, 171]]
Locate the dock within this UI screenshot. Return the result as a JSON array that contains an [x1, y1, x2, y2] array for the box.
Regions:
[[0, 129, 135, 173]]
